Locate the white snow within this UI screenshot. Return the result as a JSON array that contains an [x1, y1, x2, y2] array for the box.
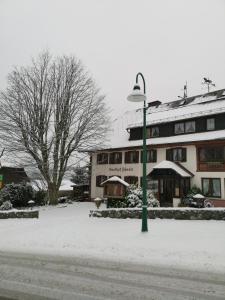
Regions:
[[59, 179, 75, 191], [1, 203, 225, 273], [31, 179, 75, 191], [193, 194, 205, 199], [129, 95, 225, 128], [101, 176, 130, 186], [152, 160, 192, 177]]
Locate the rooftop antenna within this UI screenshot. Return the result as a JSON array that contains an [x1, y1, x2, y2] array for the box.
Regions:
[[178, 81, 188, 99], [202, 77, 216, 93]]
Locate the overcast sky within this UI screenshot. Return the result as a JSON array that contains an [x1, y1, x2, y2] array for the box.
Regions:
[[1, 0, 225, 118]]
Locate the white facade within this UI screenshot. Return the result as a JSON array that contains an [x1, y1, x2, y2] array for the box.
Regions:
[[90, 89, 225, 206], [91, 145, 225, 201]]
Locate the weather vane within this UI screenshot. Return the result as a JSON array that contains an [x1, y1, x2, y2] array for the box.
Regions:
[[202, 77, 216, 93]]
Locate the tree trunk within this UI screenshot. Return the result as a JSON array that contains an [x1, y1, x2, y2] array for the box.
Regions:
[[48, 183, 59, 205]]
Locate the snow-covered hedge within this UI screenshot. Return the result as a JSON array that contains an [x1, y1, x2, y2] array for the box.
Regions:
[[0, 200, 13, 211], [0, 183, 33, 207], [125, 185, 160, 208]]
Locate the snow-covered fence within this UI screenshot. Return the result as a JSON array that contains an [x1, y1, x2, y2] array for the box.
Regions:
[[90, 208, 225, 220]]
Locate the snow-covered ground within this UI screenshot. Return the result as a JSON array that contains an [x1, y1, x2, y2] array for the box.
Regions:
[[0, 202, 225, 273]]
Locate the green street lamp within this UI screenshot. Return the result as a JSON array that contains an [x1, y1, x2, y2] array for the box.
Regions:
[[127, 72, 148, 232]]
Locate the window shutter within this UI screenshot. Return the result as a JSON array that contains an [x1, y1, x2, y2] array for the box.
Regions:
[[153, 149, 157, 162], [135, 151, 139, 163], [182, 148, 187, 162], [166, 149, 172, 161], [125, 152, 129, 163]]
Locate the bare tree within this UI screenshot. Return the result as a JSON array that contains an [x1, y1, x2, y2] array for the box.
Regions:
[[0, 52, 109, 204]]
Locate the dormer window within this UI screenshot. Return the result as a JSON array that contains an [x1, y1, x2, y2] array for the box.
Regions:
[[174, 123, 184, 134], [206, 118, 215, 131], [185, 121, 195, 133], [174, 121, 195, 134], [151, 126, 159, 137], [147, 126, 159, 138]]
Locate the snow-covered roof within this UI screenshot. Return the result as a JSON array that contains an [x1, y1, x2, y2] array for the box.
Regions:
[[101, 89, 225, 150], [151, 160, 192, 177], [101, 176, 130, 187], [59, 179, 75, 191], [128, 89, 225, 128], [31, 179, 75, 191]]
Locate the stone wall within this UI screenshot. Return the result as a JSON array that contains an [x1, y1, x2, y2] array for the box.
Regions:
[[0, 210, 39, 219], [90, 208, 225, 220]]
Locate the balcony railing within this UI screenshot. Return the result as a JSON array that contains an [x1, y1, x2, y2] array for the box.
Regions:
[[198, 161, 225, 171]]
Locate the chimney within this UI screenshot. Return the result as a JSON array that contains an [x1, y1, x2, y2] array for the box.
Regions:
[[148, 100, 161, 108]]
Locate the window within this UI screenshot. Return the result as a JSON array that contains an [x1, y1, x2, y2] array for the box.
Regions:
[[146, 127, 159, 138], [174, 123, 184, 134], [174, 121, 196, 135], [140, 178, 158, 196], [199, 147, 225, 162], [151, 127, 159, 137], [146, 128, 151, 139], [148, 179, 158, 194], [202, 178, 221, 198], [96, 175, 107, 187], [104, 183, 124, 197], [109, 152, 122, 164], [207, 118, 215, 131], [166, 148, 186, 162], [125, 151, 139, 163], [185, 121, 195, 133], [141, 149, 157, 163], [97, 153, 108, 164], [124, 176, 138, 185], [173, 148, 183, 161]]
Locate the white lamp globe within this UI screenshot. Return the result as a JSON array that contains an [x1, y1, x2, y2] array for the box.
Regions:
[[127, 84, 146, 102]]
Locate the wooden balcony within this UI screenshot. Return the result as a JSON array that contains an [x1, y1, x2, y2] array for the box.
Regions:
[[198, 162, 225, 171]]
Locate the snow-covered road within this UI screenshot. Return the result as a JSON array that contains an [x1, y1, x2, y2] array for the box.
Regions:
[[0, 251, 225, 300], [0, 203, 225, 273]]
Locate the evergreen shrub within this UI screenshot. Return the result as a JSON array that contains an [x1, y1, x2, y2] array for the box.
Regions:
[[125, 185, 160, 208], [0, 183, 33, 207]]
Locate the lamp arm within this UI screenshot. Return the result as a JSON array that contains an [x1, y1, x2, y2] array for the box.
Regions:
[[136, 72, 146, 94]]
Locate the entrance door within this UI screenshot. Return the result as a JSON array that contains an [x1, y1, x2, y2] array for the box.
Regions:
[[164, 178, 174, 206], [159, 178, 174, 207]]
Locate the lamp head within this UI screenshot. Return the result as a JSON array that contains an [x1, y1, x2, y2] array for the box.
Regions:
[[127, 84, 146, 102]]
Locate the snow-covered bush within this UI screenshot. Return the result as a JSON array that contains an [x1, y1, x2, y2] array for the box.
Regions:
[[125, 185, 159, 208], [186, 185, 202, 198], [0, 200, 13, 211], [0, 183, 33, 207], [107, 198, 127, 208]]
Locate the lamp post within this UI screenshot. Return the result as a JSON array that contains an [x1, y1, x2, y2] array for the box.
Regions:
[[127, 72, 148, 232]]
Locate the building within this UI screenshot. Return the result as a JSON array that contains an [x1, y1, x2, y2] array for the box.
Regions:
[[90, 89, 225, 207], [0, 166, 30, 189]]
